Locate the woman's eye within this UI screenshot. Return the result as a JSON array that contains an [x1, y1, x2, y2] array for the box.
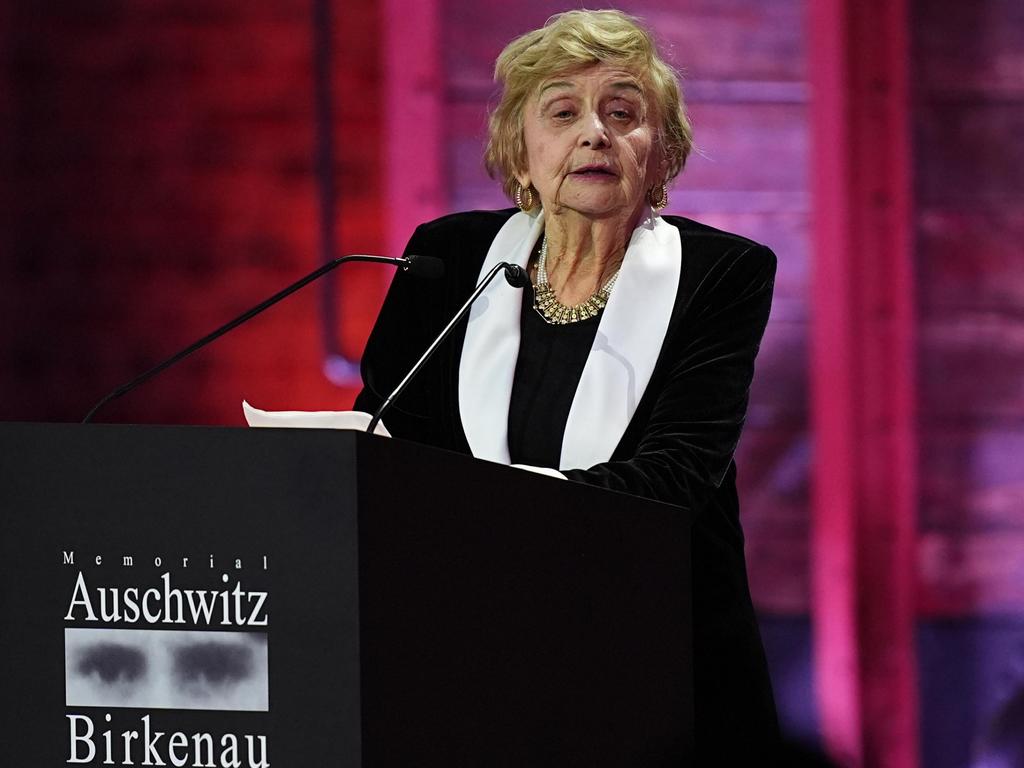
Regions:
[[77, 643, 146, 684], [174, 641, 254, 686], [553, 109, 575, 120]]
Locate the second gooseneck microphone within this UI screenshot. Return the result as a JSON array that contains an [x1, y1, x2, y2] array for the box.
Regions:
[[367, 262, 528, 434]]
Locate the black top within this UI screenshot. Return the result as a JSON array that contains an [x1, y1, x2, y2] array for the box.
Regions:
[[507, 284, 602, 468]]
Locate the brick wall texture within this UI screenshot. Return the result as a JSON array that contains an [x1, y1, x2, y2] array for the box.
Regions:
[[1, 0, 385, 425]]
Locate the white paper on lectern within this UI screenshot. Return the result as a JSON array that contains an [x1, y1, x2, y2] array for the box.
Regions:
[[242, 401, 391, 437], [511, 463, 567, 480]]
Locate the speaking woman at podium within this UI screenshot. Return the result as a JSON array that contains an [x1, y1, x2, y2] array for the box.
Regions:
[[354, 9, 779, 759]]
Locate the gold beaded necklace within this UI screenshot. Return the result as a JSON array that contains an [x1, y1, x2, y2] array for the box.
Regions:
[[532, 237, 622, 325]]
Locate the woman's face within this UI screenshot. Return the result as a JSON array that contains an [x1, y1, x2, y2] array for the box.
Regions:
[[519, 63, 662, 222]]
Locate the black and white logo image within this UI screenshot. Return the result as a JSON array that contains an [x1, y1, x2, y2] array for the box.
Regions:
[[65, 628, 269, 711]]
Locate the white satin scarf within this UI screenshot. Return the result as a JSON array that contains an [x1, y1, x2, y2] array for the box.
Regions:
[[458, 208, 681, 470]]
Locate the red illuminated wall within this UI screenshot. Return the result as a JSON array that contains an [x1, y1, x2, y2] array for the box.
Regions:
[[913, 0, 1024, 618], [0, 0, 385, 425]]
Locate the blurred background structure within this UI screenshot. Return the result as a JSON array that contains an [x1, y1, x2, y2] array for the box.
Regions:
[[1, 1, 1022, 766]]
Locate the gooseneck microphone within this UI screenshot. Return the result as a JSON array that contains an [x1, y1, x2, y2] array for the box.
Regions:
[[83, 253, 443, 423], [502, 263, 530, 289], [367, 261, 528, 435]]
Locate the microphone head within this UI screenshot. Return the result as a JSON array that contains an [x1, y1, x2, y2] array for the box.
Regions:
[[403, 254, 445, 279], [503, 263, 530, 288]]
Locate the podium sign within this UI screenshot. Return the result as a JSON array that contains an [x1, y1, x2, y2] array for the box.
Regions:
[[0, 424, 692, 765]]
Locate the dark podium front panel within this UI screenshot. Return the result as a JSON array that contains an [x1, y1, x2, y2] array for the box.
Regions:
[[0, 424, 691, 766]]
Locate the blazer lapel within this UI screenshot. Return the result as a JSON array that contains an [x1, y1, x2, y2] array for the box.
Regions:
[[459, 210, 544, 463], [560, 211, 682, 470], [458, 209, 680, 471]]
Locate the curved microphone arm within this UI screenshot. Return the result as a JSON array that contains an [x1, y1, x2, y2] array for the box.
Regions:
[[83, 254, 432, 424], [367, 261, 525, 435]]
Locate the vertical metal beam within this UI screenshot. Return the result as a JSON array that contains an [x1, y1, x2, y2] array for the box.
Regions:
[[808, 1, 919, 766], [383, 0, 443, 259], [808, 0, 861, 760], [0, 1, 14, 262], [313, 0, 362, 384]]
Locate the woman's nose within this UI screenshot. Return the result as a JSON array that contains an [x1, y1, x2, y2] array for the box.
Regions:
[[578, 112, 610, 148]]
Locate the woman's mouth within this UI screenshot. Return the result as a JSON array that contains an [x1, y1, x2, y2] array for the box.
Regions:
[[570, 166, 617, 180]]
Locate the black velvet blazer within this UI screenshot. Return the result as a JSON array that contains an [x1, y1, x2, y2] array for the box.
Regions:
[[354, 209, 780, 759]]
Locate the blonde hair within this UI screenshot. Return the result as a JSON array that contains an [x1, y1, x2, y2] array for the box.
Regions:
[[484, 9, 693, 204]]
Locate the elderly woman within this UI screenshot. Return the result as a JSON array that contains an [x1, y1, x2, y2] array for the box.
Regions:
[[355, 9, 778, 759]]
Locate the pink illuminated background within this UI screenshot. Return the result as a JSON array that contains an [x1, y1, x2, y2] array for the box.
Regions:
[[2, 1, 1022, 766]]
